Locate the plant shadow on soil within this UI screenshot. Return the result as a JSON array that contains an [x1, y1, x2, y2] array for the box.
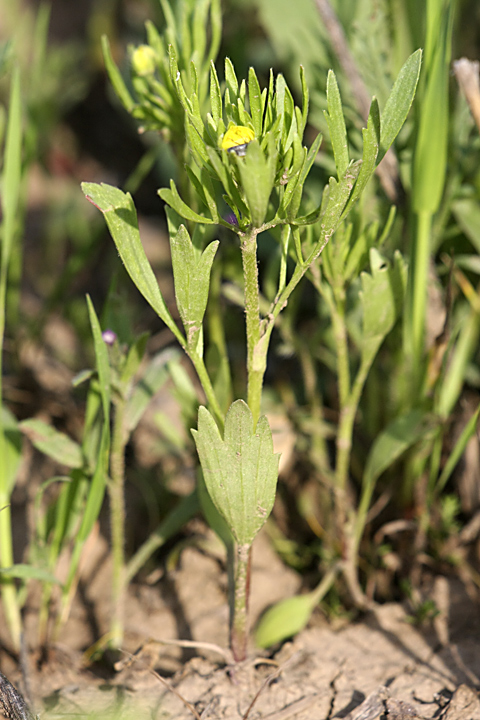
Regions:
[[2, 527, 480, 719]]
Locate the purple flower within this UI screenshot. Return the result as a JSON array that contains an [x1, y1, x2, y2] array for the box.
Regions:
[[102, 329, 117, 346], [224, 211, 238, 226]]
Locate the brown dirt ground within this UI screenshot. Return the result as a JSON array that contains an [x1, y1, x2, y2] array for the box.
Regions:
[[2, 529, 480, 720]]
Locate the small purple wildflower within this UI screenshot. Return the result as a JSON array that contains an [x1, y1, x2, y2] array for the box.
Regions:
[[224, 211, 238, 226], [102, 329, 117, 346]]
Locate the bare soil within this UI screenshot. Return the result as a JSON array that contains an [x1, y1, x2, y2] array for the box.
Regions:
[[2, 528, 480, 720]]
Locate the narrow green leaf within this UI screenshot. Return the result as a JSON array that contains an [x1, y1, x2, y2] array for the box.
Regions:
[[101, 36, 135, 113], [379, 48, 422, 162], [193, 0, 209, 64], [63, 300, 112, 594], [184, 165, 219, 222], [364, 410, 426, 491], [2, 66, 22, 267], [0, 564, 62, 584], [299, 65, 309, 135], [438, 307, 480, 419], [82, 182, 184, 344], [285, 132, 322, 221], [324, 70, 349, 180], [86, 296, 111, 421], [210, 61, 222, 123], [159, 179, 215, 225], [184, 115, 209, 164], [225, 57, 238, 97], [19, 419, 83, 469], [208, 0, 222, 64], [436, 402, 480, 495], [207, 147, 250, 218], [248, 67, 263, 137], [341, 99, 380, 220]]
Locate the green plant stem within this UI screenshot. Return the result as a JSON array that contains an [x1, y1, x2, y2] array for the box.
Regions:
[[330, 289, 350, 411], [241, 227, 264, 426], [230, 543, 251, 662], [109, 394, 127, 648], [0, 491, 21, 652], [189, 350, 225, 429], [409, 210, 431, 374], [0, 67, 22, 653], [0, 262, 22, 653]]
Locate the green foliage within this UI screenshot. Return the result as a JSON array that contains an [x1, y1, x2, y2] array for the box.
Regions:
[[86, 3, 423, 656], [192, 401, 279, 545], [1, 0, 478, 664]]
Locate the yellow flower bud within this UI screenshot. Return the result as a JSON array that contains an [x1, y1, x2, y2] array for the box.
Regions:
[[131, 45, 157, 76]]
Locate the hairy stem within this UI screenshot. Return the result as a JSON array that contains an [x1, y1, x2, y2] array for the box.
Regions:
[[241, 227, 264, 426], [230, 543, 251, 662]]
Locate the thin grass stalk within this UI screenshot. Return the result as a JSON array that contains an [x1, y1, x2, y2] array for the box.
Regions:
[[109, 394, 127, 648], [0, 67, 23, 652], [407, 0, 456, 374]]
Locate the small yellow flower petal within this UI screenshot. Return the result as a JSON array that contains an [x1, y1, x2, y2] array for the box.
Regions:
[[221, 125, 255, 156]]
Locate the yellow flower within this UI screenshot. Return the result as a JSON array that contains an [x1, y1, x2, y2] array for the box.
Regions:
[[131, 45, 157, 76], [221, 125, 255, 157]]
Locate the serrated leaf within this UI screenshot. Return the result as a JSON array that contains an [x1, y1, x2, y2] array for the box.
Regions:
[[20, 419, 83, 469], [170, 225, 219, 348], [192, 400, 280, 545]]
